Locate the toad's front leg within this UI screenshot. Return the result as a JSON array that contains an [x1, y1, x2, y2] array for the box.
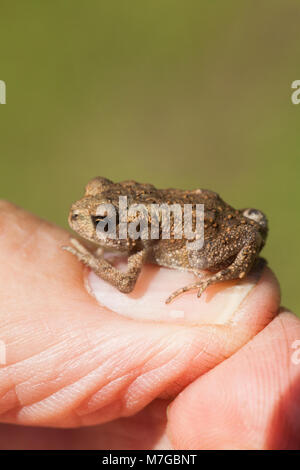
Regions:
[[63, 238, 149, 293]]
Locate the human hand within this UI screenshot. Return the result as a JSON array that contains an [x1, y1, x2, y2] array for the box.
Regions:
[[0, 201, 298, 450]]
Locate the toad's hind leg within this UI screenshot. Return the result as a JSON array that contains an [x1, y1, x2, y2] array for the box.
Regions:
[[166, 240, 260, 303], [63, 238, 148, 293], [165, 280, 204, 304]]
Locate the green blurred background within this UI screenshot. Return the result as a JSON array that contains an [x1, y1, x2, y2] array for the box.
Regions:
[[0, 1, 299, 314]]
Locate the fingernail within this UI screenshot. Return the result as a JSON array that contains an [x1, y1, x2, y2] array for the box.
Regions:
[[87, 260, 263, 325]]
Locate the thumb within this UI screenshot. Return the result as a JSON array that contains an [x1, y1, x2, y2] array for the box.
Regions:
[[167, 311, 300, 450]]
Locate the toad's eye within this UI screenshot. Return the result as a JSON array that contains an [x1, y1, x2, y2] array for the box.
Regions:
[[242, 208, 268, 232], [91, 215, 106, 228], [91, 212, 119, 230], [243, 209, 260, 219]]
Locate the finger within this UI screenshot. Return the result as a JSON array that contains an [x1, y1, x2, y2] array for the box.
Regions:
[[0, 399, 171, 450], [0, 201, 280, 428], [167, 311, 300, 450]]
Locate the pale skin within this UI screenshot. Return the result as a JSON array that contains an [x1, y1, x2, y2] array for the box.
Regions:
[[0, 201, 300, 450]]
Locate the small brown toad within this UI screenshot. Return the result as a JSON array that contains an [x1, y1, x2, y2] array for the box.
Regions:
[[63, 177, 268, 303]]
